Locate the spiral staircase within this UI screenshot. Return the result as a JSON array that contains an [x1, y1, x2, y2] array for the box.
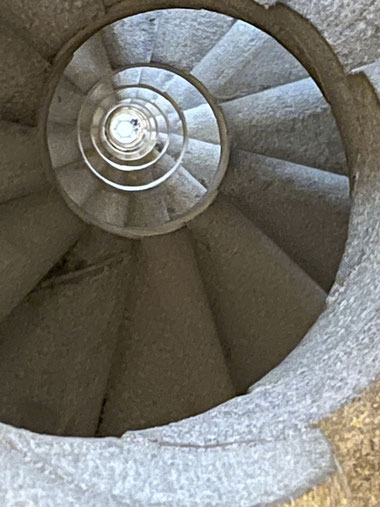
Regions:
[[0, 1, 379, 505]]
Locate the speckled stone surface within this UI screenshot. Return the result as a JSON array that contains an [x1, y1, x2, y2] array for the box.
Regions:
[[189, 197, 326, 393], [0, 423, 335, 506], [47, 123, 82, 168], [0, 21, 50, 125], [0, 191, 84, 322], [0, 121, 47, 203], [99, 229, 234, 436], [0, 261, 128, 437], [102, 12, 161, 68], [151, 9, 234, 72], [274, 0, 380, 71], [64, 32, 113, 93], [221, 77, 348, 175], [222, 149, 350, 290], [0, 0, 105, 59], [193, 19, 308, 102], [49, 77, 84, 126]]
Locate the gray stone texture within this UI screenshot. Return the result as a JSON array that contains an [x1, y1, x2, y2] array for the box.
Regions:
[[126, 189, 170, 230], [0, 21, 49, 125], [0, 121, 47, 204], [165, 165, 207, 217], [65, 32, 113, 93], [0, 0, 105, 59], [188, 197, 326, 393], [222, 149, 350, 291], [193, 20, 308, 103], [49, 77, 84, 126], [170, 135, 222, 188], [0, 261, 128, 437], [136, 64, 380, 454], [99, 229, 234, 435], [151, 9, 234, 72], [0, 191, 84, 322], [221, 77, 348, 175], [85, 186, 132, 227], [56, 227, 133, 273], [57, 161, 102, 208], [0, 423, 335, 506], [102, 12, 161, 68], [47, 123, 82, 168], [177, 102, 221, 144], [275, 0, 380, 71]]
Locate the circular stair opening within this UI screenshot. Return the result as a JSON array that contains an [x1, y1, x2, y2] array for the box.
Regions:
[[0, 8, 351, 440], [48, 57, 228, 237]]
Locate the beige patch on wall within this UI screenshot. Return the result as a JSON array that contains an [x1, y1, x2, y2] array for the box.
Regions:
[[281, 473, 350, 506], [281, 377, 380, 506]]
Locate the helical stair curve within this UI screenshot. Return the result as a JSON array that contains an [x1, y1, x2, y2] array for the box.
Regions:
[[0, 1, 379, 505]]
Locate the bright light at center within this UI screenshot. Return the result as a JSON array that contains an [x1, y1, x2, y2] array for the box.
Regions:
[[109, 112, 141, 144]]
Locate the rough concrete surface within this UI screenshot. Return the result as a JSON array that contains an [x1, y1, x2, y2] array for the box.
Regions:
[[0, 423, 335, 506], [273, 0, 380, 71], [0, 191, 84, 322], [99, 229, 234, 435], [64, 32, 113, 93], [189, 197, 326, 393], [102, 12, 161, 68], [0, 121, 47, 203], [222, 149, 350, 290], [49, 77, 84, 126], [0, 0, 105, 59], [57, 161, 101, 208], [0, 261, 128, 437], [193, 19, 308, 102], [0, 21, 50, 125], [221, 77, 348, 175], [151, 9, 234, 72], [47, 123, 82, 168]]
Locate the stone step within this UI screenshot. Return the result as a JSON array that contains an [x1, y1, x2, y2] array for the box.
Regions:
[[0, 121, 47, 203], [189, 197, 326, 394], [102, 12, 161, 69], [222, 150, 350, 291], [0, 0, 104, 59], [0, 190, 84, 322], [0, 20, 49, 125], [98, 228, 235, 436]]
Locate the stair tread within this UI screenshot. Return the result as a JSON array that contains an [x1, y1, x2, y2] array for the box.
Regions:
[[181, 78, 348, 175], [0, 259, 128, 437], [0, 20, 49, 125], [47, 123, 82, 169], [0, 0, 104, 59], [56, 161, 102, 208], [49, 77, 84, 126], [102, 13, 161, 69], [0, 190, 84, 322], [188, 196, 326, 393], [64, 32, 113, 94], [0, 121, 47, 204], [190, 20, 308, 106], [98, 229, 235, 436], [221, 77, 348, 175], [170, 135, 222, 188], [151, 9, 234, 72], [221, 150, 350, 291]]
